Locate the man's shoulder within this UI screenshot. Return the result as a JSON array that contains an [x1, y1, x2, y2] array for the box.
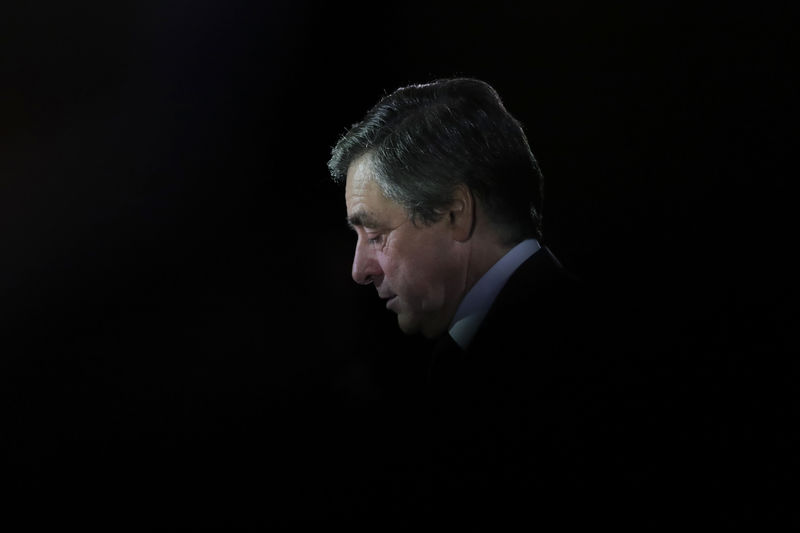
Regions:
[[471, 246, 588, 346], [463, 245, 615, 401]]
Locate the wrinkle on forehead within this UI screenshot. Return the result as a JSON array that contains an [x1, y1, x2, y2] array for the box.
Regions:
[[345, 152, 407, 229]]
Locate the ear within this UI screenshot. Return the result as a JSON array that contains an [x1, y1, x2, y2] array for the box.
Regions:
[[448, 184, 475, 242]]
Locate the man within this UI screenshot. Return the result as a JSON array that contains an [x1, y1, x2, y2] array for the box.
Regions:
[[328, 78, 625, 525]]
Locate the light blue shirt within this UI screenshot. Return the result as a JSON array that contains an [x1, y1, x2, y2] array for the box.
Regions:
[[448, 238, 541, 350]]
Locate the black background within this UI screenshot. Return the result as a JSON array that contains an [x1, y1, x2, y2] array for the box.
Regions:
[[1, 1, 796, 526]]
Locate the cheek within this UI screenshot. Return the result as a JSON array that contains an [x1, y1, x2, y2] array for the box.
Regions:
[[381, 228, 455, 303], [390, 255, 448, 306]]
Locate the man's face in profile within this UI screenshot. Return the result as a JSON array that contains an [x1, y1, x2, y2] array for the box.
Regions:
[[345, 155, 466, 339]]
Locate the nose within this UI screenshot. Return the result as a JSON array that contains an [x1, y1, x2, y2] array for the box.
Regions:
[[351, 237, 382, 285]]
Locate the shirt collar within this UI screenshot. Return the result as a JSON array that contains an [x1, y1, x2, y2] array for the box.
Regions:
[[448, 238, 541, 350]]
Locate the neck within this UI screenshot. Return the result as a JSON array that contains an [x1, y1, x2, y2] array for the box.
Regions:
[[461, 230, 515, 297]]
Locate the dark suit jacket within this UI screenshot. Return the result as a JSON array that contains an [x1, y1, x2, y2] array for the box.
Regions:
[[389, 245, 769, 528], [424, 246, 639, 526]]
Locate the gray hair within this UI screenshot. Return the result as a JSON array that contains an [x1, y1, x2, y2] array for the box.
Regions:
[[328, 78, 544, 243]]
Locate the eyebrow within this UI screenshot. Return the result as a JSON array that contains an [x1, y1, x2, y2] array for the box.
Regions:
[[346, 210, 382, 230]]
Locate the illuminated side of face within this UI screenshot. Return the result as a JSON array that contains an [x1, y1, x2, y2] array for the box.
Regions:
[[344, 154, 467, 338]]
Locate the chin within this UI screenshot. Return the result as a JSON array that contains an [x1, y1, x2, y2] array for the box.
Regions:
[[396, 315, 419, 336], [397, 314, 445, 339], [396, 312, 429, 337]]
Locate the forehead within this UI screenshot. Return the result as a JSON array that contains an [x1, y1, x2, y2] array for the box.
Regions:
[[344, 154, 378, 203], [344, 154, 406, 226]]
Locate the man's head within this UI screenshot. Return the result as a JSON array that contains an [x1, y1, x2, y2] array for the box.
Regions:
[[329, 78, 544, 338]]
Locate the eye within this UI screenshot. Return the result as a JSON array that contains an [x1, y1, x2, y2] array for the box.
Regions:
[[367, 233, 383, 246]]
